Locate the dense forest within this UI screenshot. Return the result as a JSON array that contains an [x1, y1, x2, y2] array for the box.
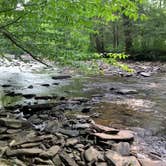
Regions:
[[0, 0, 165, 66]]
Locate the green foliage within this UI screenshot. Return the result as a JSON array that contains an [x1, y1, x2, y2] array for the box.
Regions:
[[0, 0, 143, 67]]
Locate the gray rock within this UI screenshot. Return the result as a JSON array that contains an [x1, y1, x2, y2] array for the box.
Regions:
[[116, 88, 138, 95], [6, 148, 43, 157], [115, 142, 130, 156], [140, 72, 151, 77], [53, 155, 62, 165], [105, 150, 140, 166], [52, 75, 71, 80], [84, 146, 100, 162], [34, 157, 54, 165], [0, 118, 30, 129], [40, 145, 60, 158], [60, 152, 78, 166], [66, 138, 78, 146]]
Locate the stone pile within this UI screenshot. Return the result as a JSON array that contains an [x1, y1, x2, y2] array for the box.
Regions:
[[0, 110, 165, 166]]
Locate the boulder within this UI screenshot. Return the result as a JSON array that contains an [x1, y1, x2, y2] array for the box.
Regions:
[[105, 150, 140, 166]]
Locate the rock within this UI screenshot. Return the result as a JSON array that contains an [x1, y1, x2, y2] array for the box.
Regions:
[[40, 145, 60, 158], [22, 94, 36, 99], [81, 107, 91, 113], [34, 157, 54, 165], [93, 130, 134, 141], [13, 158, 26, 166], [59, 129, 79, 137], [105, 150, 140, 166], [60, 152, 78, 166], [20, 142, 41, 148], [84, 146, 100, 162], [76, 115, 90, 120], [27, 85, 33, 89], [0, 127, 7, 134], [52, 75, 71, 80], [6, 129, 21, 134], [41, 83, 50, 87], [114, 142, 130, 156], [116, 88, 138, 95], [73, 123, 90, 129], [35, 95, 57, 100], [91, 123, 119, 134], [140, 72, 151, 77], [139, 158, 166, 166], [66, 138, 78, 146], [53, 155, 62, 165], [96, 162, 108, 166], [1, 84, 11, 88], [0, 118, 30, 129], [0, 159, 11, 166], [6, 148, 43, 157]]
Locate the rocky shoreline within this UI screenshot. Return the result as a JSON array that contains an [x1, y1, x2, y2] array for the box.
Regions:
[[0, 108, 165, 166]]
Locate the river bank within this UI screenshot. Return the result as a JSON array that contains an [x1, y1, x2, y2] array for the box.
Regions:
[[0, 55, 166, 165]]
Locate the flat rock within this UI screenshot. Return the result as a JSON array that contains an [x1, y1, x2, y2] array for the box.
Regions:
[[116, 88, 138, 95], [139, 158, 166, 166], [105, 150, 140, 166], [73, 123, 90, 129], [6, 148, 43, 157], [66, 138, 78, 146], [140, 72, 151, 77], [52, 75, 71, 80], [34, 157, 54, 165], [40, 145, 60, 158], [59, 129, 79, 137], [91, 123, 119, 134], [84, 146, 100, 162], [60, 152, 78, 166], [93, 130, 134, 141], [0, 118, 30, 129]]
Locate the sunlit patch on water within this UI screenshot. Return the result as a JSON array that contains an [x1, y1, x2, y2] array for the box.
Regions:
[[113, 99, 155, 112]]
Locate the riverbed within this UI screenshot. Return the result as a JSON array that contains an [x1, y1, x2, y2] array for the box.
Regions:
[[0, 56, 166, 160]]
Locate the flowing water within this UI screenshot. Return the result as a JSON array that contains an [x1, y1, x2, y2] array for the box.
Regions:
[[0, 61, 166, 159]]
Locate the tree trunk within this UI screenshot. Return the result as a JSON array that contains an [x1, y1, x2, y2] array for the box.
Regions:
[[123, 16, 133, 53]]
